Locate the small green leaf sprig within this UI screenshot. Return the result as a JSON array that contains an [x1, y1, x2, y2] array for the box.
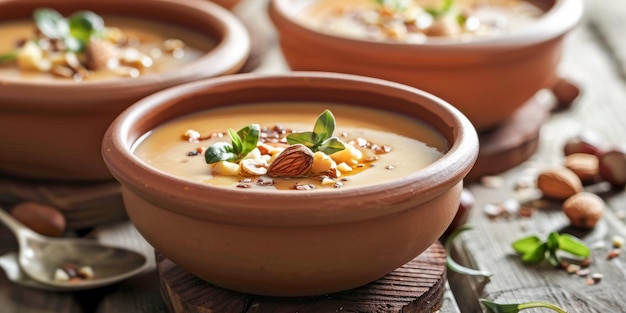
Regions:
[[286, 109, 345, 155], [205, 124, 260, 164], [34, 8, 104, 52], [204, 110, 346, 166], [512, 232, 590, 267], [0, 8, 104, 62], [444, 225, 493, 278], [480, 299, 568, 313]]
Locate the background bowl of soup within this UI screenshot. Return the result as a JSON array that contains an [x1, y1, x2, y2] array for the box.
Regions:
[[269, 0, 583, 131], [0, 0, 250, 181], [101, 71, 479, 296]]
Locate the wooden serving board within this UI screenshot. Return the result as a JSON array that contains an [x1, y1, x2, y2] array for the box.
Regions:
[[157, 242, 447, 313], [0, 177, 127, 230], [465, 89, 557, 182]]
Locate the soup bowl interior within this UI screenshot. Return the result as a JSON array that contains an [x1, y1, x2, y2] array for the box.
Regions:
[[268, 0, 583, 131], [0, 0, 250, 181], [102, 72, 479, 296]]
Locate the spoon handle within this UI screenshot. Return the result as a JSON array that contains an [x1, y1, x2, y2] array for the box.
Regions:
[[0, 207, 38, 239]]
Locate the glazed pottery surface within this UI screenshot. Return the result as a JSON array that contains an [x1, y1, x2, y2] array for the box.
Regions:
[[268, 0, 583, 131], [102, 72, 479, 296], [0, 0, 250, 181]]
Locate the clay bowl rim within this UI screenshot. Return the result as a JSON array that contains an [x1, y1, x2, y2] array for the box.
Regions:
[[102, 72, 479, 226], [0, 0, 250, 109], [269, 0, 584, 52]]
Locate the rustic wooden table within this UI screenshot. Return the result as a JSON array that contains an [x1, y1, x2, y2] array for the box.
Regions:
[[1, 0, 625, 312]]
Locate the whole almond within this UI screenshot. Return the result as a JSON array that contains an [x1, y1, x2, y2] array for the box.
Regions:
[[562, 192, 605, 228], [564, 153, 599, 183], [536, 167, 583, 200], [267, 144, 314, 178]]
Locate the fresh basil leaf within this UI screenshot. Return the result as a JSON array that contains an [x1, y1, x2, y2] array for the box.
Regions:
[[228, 128, 243, 155], [318, 138, 346, 155], [68, 10, 104, 44], [237, 124, 260, 157], [445, 225, 493, 278], [557, 234, 590, 258], [547, 232, 560, 250], [34, 8, 69, 39], [205, 142, 236, 164], [286, 131, 315, 148], [511, 235, 541, 255], [522, 242, 546, 263], [312, 109, 335, 143]]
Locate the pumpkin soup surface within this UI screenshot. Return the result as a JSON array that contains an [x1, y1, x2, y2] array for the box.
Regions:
[[0, 15, 215, 81], [133, 103, 448, 190], [298, 0, 545, 43]]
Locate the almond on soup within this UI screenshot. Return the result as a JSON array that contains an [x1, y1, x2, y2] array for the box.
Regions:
[[132, 103, 448, 190], [298, 0, 545, 43], [0, 8, 215, 81]]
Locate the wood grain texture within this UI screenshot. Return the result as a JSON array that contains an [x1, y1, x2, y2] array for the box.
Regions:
[[157, 243, 448, 313]]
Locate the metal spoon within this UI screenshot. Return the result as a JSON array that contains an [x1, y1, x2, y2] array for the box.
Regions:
[[0, 208, 149, 291]]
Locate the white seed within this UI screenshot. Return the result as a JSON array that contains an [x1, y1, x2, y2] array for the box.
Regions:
[[183, 129, 201, 142], [54, 268, 70, 282], [501, 198, 520, 214], [484, 203, 502, 217], [612, 235, 625, 248], [78, 266, 95, 279], [566, 263, 580, 274]]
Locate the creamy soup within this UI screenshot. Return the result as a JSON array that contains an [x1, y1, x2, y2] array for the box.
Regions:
[[0, 14, 215, 81], [298, 0, 545, 43], [133, 103, 448, 190]]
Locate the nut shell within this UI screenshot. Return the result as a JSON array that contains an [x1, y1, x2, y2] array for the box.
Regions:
[[564, 153, 599, 183], [10, 202, 66, 237], [536, 167, 583, 200], [562, 192, 605, 228], [598, 148, 626, 187], [267, 144, 314, 178]]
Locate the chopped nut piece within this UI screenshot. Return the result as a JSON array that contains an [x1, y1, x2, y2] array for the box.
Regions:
[[612, 235, 625, 248], [294, 183, 316, 190], [607, 249, 622, 260], [54, 268, 70, 282]]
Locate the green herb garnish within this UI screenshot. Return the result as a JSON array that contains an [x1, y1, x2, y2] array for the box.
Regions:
[[512, 232, 590, 267], [444, 225, 493, 278], [205, 124, 260, 164], [286, 109, 345, 155], [424, 0, 456, 17], [480, 299, 568, 313], [374, 0, 410, 11], [33, 8, 104, 52]]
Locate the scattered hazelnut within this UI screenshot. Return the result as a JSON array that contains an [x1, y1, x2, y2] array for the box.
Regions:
[[551, 78, 581, 111], [537, 167, 583, 200], [564, 153, 599, 183], [598, 147, 626, 188], [562, 131, 606, 157], [10, 202, 66, 237], [562, 192, 605, 229]]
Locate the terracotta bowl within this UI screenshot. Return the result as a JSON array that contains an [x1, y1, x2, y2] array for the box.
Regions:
[[0, 0, 250, 181], [268, 0, 583, 131], [209, 0, 243, 11], [102, 72, 479, 296]]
